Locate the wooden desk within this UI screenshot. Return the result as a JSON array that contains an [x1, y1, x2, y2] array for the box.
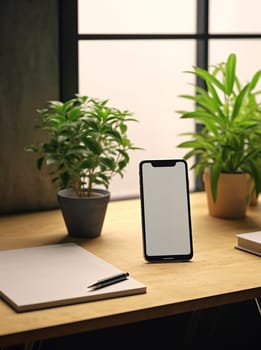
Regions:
[[0, 192, 260, 346]]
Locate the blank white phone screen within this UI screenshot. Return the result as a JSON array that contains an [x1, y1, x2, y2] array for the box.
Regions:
[[141, 161, 192, 256]]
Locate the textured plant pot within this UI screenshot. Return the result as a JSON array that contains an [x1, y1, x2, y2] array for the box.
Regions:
[[249, 191, 258, 206], [57, 188, 110, 238], [203, 170, 253, 219]]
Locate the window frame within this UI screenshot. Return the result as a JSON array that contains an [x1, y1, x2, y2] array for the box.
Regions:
[[58, 0, 261, 191]]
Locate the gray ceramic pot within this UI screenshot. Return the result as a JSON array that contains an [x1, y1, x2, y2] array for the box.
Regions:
[[57, 188, 110, 238]]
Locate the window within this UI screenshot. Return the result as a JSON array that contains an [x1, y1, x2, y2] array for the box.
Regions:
[[59, 0, 261, 199]]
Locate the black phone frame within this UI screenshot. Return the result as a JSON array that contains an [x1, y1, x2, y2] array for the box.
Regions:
[[139, 159, 193, 262]]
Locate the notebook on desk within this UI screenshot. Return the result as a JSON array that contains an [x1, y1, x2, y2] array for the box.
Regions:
[[0, 242, 146, 312]]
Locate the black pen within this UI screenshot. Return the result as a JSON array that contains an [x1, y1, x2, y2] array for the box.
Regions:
[[88, 272, 129, 290]]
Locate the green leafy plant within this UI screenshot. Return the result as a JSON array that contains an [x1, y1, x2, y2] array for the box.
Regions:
[[25, 95, 141, 197], [177, 53, 261, 201]]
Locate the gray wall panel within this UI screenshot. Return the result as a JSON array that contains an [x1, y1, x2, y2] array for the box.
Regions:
[[0, 0, 60, 213]]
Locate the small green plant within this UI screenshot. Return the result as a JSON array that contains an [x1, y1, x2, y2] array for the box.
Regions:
[[177, 53, 261, 201], [25, 95, 141, 197]]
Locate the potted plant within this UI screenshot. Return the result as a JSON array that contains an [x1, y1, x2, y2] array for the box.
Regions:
[[177, 53, 261, 219], [25, 94, 141, 237]]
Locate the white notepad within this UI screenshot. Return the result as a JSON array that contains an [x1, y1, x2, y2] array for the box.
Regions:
[[0, 243, 146, 312]]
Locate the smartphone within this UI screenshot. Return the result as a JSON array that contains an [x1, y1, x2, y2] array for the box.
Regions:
[[139, 159, 193, 262]]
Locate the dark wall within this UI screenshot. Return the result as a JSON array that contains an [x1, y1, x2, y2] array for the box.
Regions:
[[0, 0, 60, 214]]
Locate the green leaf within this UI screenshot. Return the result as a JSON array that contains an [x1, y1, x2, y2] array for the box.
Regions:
[[103, 128, 122, 141], [37, 157, 44, 170], [210, 161, 223, 202], [46, 114, 66, 124], [63, 100, 75, 112], [68, 107, 81, 121], [231, 83, 249, 120], [120, 123, 127, 134], [82, 137, 102, 155], [100, 157, 115, 170], [248, 70, 261, 91], [81, 158, 97, 169], [82, 119, 99, 131], [192, 66, 226, 93], [60, 172, 71, 188], [204, 81, 223, 107], [225, 53, 236, 95]]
